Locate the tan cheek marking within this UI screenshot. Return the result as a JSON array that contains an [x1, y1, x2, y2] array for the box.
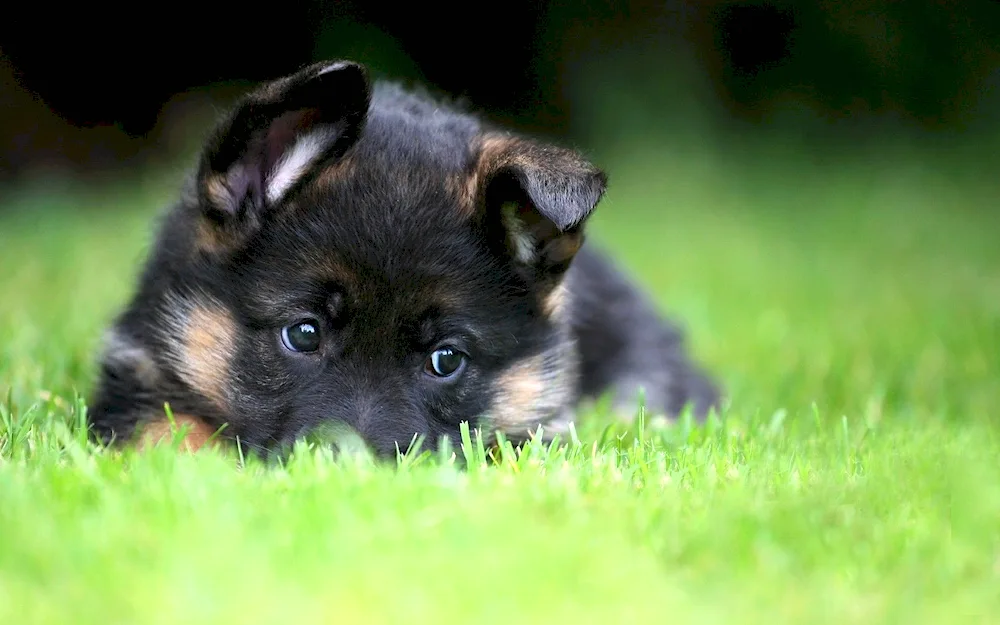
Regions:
[[485, 343, 578, 438], [182, 305, 236, 410], [137, 414, 221, 452], [489, 355, 548, 431], [162, 294, 237, 413]]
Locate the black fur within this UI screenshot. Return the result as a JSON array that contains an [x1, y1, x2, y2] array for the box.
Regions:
[[88, 60, 720, 458]]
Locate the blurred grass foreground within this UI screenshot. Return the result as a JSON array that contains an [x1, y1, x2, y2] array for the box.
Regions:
[[1, 55, 999, 623]]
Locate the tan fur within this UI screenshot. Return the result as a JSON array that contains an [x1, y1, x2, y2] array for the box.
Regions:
[[465, 135, 519, 208], [541, 280, 571, 319], [469, 134, 594, 197], [311, 257, 358, 290], [314, 154, 357, 187], [445, 171, 477, 217], [446, 134, 521, 217], [160, 292, 236, 411], [194, 219, 227, 256], [488, 355, 547, 430], [476, 134, 521, 172], [484, 337, 579, 439], [543, 232, 583, 265], [182, 307, 235, 410], [137, 413, 220, 452], [203, 174, 234, 213], [193, 173, 231, 254]]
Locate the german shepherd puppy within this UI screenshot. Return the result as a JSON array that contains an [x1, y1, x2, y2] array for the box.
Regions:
[[88, 60, 719, 458]]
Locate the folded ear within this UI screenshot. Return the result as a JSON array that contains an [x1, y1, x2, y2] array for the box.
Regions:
[[474, 134, 608, 278], [195, 60, 370, 247]]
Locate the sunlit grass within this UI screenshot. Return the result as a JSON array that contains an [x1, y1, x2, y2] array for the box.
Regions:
[[0, 145, 997, 623]]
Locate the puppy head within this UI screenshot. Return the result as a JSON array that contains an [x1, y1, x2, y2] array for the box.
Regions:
[[152, 60, 606, 457]]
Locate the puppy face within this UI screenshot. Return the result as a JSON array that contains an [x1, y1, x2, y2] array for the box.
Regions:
[[98, 61, 607, 457]]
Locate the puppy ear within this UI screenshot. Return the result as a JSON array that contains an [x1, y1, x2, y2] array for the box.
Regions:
[[474, 134, 608, 278], [195, 60, 370, 241]]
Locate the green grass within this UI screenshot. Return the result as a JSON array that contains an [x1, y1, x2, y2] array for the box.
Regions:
[[1, 144, 998, 624]]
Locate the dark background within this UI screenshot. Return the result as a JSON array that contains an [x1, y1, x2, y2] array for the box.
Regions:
[[2, 0, 999, 185]]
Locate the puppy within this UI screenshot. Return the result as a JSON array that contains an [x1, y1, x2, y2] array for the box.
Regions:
[[88, 60, 720, 458]]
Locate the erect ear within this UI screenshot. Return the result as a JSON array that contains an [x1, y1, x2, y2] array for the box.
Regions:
[[473, 134, 608, 278], [195, 60, 370, 245]]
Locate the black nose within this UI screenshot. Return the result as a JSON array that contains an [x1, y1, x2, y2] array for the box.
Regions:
[[302, 420, 369, 455], [341, 395, 422, 459]]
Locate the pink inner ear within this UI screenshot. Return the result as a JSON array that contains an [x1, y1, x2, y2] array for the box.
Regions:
[[261, 108, 321, 174], [215, 108, 323, 214]]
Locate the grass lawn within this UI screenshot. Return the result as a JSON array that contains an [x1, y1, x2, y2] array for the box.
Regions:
[[1, 142, 998, 624]]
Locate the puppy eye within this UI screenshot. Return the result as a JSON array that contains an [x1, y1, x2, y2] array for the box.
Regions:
[[425, 347, 467, 378], [281, 320, 321, 353]]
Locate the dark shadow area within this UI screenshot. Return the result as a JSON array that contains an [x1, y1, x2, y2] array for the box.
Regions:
[[2, 0, 999, 199]]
